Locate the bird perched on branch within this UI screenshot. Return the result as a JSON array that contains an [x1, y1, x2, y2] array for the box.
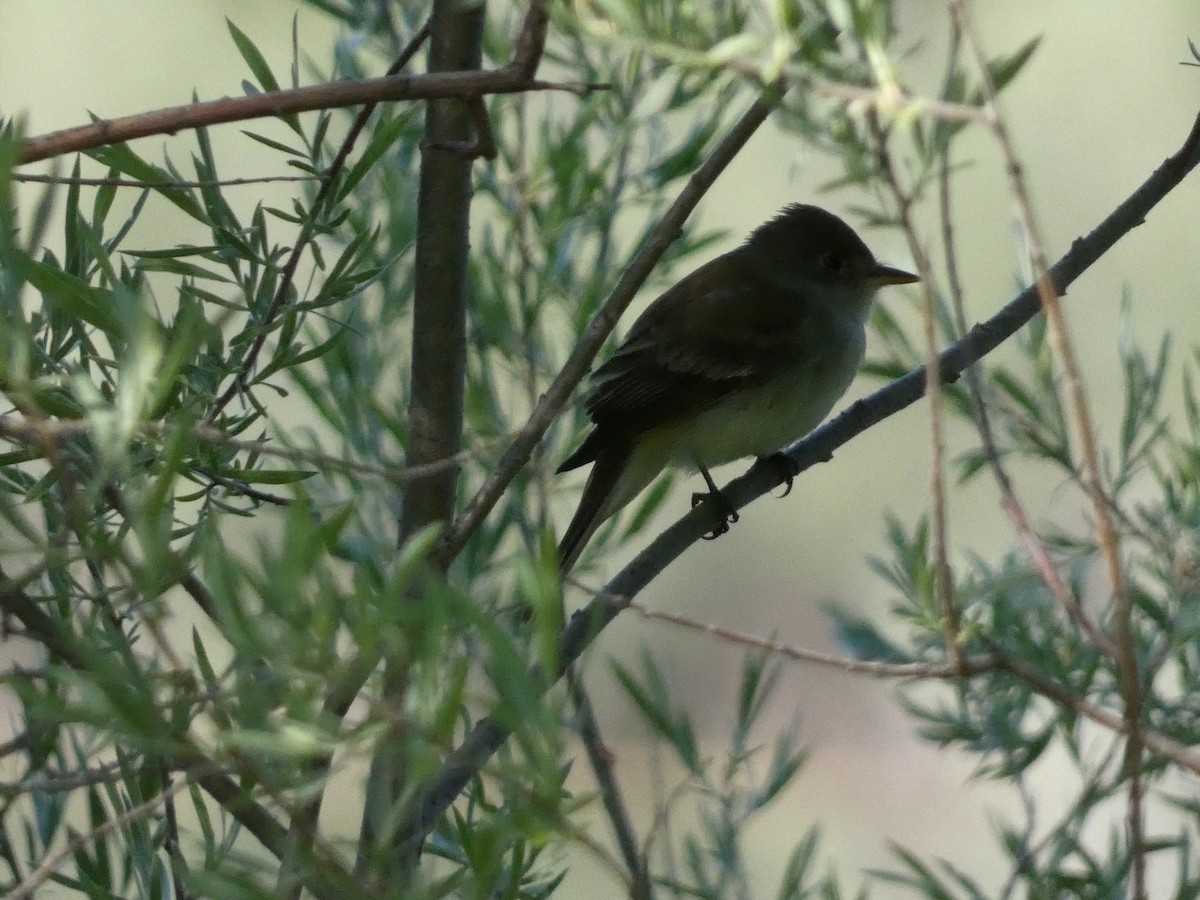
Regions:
[[556, 204, 918, 573]]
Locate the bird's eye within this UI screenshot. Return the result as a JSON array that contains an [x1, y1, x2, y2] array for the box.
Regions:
[[820, 252, 845, 273]]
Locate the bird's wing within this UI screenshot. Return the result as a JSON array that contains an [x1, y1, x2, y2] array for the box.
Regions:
[[583, 253, 808, 437]]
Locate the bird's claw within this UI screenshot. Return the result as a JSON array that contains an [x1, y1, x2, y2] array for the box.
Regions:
[[762, 452, 800, 498], [691, 490, 739, 540]]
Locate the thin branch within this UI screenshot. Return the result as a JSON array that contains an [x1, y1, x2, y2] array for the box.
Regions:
[[629, 602, 991, 678], [19, 68, 576, 167], [807, 74, 993, 124], [869, 112, 963, 670], [937, 152, 1116, 658], [438, 86, 782, 564], [0, 762, 124, 796], [403, 106, 1200, 848], [13, 172, 322, 188], [633, 605, 1200, 779], [0, 414, 506, 488], [993, 651, 1200, 777], [159, 758, 190, 900], [947, 3, 1145, 894], [567, 670, 653, 900]]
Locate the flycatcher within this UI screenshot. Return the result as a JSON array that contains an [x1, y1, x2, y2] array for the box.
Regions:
[[556, 203, 918, 573]]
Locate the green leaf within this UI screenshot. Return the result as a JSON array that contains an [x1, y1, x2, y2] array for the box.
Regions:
[[18, 254, 120, 334], [337, 112, 414, 203], [88, 143, 205, 222], [612, 651, 700, 773], [989, 36, 1041, 94], [227, 20, 280, 94], [218, 467, 316, 485]]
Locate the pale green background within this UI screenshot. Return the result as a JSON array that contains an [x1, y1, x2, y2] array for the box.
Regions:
[[2, 1, 1199, 895]]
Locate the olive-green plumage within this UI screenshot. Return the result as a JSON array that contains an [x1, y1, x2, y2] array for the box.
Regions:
[[557, 204, 918, 573]]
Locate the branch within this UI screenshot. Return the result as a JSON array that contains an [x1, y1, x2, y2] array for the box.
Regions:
[[869, 112, 963, 670], [936, 149, 1118, 660], [948, 4, 1146, 893], [629, 602, 992, 678], [12, 172, 321, 188], [567, 671, 653, 899], [0, 413, 501, 487], [17, 3, 554, 168], [403, 106, 1200, 849], [359, 0, 487, 873], [206, 19, 432, 421]]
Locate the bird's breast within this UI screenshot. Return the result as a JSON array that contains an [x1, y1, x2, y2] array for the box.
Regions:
[[669, 323, 865, 467]]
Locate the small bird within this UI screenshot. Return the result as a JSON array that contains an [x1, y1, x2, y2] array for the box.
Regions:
[[556, 204, 918, 573]]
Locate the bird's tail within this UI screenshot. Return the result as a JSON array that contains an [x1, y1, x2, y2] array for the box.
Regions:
[[557, 443, 632, 574]]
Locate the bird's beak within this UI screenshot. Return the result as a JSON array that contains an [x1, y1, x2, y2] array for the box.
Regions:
[[867, 263, 919, 287]]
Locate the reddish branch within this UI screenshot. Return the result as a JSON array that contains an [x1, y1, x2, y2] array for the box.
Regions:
[[18, 2, 554, 167]]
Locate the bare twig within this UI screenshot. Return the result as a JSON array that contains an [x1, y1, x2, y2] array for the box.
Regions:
[[629, 602, 992, 678], [567, 670, 653, 899], [993, 651, 1200, 776], [19, 76, 580, 166], [13, 172, 322, 188], [634, 605, 1200, 777], [0, 762, 123, 796], [868, 112, 963, 670], [937, 153, 1116, 658], [438, 86, 782, 564]]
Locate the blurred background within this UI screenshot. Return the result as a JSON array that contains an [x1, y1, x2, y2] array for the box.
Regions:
[[3, 0, 1200, 894]]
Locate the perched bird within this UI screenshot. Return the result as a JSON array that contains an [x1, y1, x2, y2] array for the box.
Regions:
[[556, 204, 918, 573]]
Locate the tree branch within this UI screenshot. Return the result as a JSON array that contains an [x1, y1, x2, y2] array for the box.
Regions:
[[17, 2, 553, 168], [358, 0, 487, 875]]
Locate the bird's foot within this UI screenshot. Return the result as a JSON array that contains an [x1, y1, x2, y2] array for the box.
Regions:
[[692, 464, 739, 540], [761, 452, 800, 497], [690, 490, 739, 539]]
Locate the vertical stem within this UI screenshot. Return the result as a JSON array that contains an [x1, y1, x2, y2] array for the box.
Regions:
[[358, 0, 485, 877], [868, 115, 961, 669], [399, 8, 483, 546]]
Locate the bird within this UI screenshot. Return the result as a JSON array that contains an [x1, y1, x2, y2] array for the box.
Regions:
[[556, 203, 918, 573]]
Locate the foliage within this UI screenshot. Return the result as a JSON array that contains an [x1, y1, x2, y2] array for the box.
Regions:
[[0, 0, 1194, 898]]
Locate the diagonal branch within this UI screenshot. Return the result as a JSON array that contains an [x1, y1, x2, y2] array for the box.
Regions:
[[937, 153, 1116, 659], [403, 107, 1200, 850]]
